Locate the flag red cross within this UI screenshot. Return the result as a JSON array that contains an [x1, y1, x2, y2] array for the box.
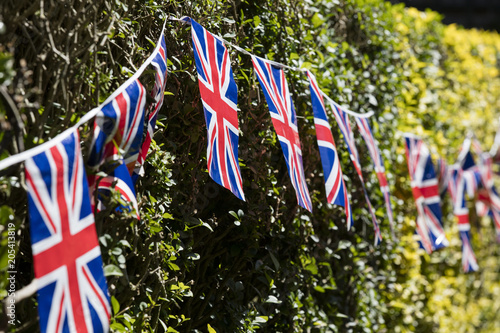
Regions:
[[27, 146, 109, 333], [314, 124, 333, 145], [194, 32, 239, 189], [377, 172, 388, 187], [261, 63, 309, 205], [411, 181, 439, 201], [261, 63, 301, 165]]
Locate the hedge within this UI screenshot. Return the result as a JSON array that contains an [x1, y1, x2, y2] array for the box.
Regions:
[[1, 0, 500, 332]]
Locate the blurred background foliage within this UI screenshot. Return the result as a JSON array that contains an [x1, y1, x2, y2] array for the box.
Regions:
[[1, 0, 500, 332]]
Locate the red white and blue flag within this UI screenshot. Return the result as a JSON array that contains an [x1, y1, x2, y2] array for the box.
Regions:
[[355, 117, 395, 237], [191, 19, 245, 200], [330, 103, 381, 245], [448, 165, 479, 272], [25, 130, 111, 333], [306, 71, 352, 227], [133, 31, 168, 183], [252, 55, 312, 211], [87, 78, 146, 218], [404, 135, 448, 253]]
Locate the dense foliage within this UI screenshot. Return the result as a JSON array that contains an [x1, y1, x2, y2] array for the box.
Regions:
[[1, 0, 500, 332]]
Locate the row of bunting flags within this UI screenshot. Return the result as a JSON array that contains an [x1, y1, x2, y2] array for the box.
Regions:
[[406, 132, 500, 272], [2, 17, 500, 333]]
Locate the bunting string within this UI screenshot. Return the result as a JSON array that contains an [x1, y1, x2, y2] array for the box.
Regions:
[[0, 19, 168, 172], [0, 17, 375, 173], [169, 16, 374, 118]]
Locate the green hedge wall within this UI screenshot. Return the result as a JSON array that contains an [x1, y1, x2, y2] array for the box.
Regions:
[[1, 0, 500, 332]]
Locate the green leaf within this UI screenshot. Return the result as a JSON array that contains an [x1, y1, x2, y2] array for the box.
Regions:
[[168, 262, 180, 271], [197, 221, 212, 232], [269, 251, 280, 271], [222, 18, 235, 24], [265, 295, 282, 304], [314, 285, 326, 293], [207, 323, 217, 333], [337, 240, 352, 251], [110, 322, 126, 331], [111, 247, 122, 256], [187, 253, 200, 260], [253, 16, 261, 27], [103, 264, 123, 277], [311, 13, 325, 28], [159, 319, 168, 332], [111, 296, 120, 315], [163, 212, 174, 219], [253, 316, 268, 323]]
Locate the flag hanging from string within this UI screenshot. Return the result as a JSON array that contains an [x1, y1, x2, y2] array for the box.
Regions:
[[404, 135, 448, 253], [447, 137, 479, 272], [191, 19, 245, 201], [330, 103, 381, 245], [354, 117, 395, 237], [448, 165, 479, 272], [87, 77, 146, 218], [252, 55, 312, 211], [133, 30, 168, 183], [306, 71, 352, 227], [25, 129, 111, 333]]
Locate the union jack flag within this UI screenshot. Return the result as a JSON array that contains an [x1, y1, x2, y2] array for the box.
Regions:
[[97, 162, 139, 217], [88, 78, 146, 171], [252, 55, 312, 211], [25, 130, 111, 333], [133, 31, 168, 183], [330, 103, 381, 245], [87, 78, 146, 218], [191, 19, 244, 200], [355, 117, 395, 237], [306, 71, 352, 227], [404, 135, 448, 253], [448, 165, 479, 272]]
